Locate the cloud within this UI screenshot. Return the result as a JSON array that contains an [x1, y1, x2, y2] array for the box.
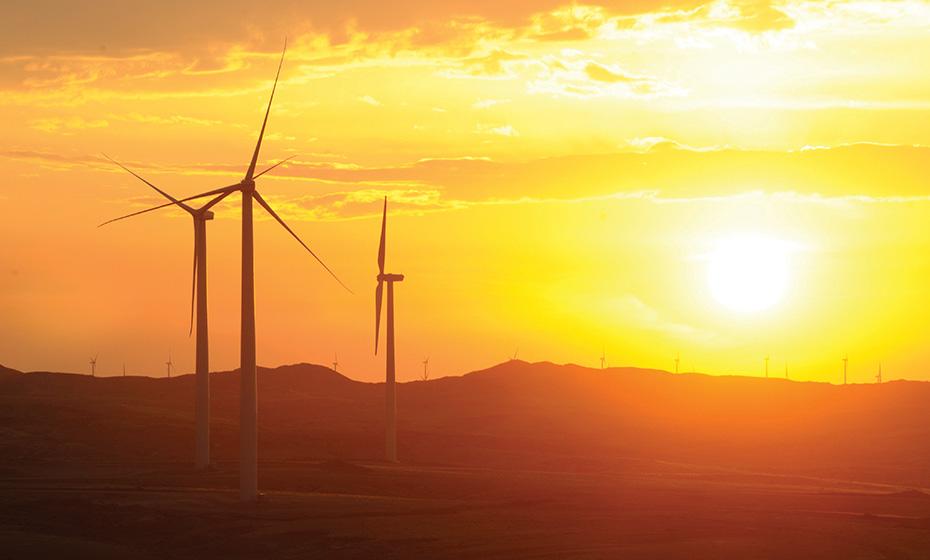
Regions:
[[358, 95, 382, 106], [30, 116, 109, 133], [612, 295, 719, 343], [477, 123, 519, 137], [9, 143, 930, 219], [472, 98, 510, 109], [583, 61, 637, 84], [527, 56, 686, 98]]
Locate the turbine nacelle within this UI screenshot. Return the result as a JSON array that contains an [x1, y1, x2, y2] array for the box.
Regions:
[[378, 273, 405, 282]]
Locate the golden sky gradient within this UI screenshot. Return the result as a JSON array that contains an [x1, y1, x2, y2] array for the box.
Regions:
[[2, 0, 930, 381]]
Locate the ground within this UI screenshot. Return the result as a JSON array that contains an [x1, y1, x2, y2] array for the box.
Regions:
[[3, 459, 930, 559]]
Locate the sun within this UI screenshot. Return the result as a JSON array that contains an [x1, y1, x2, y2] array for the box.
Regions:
[[706, 235, 791, 313]]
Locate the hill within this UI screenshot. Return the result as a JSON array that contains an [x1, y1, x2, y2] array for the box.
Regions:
[[1, 360, 928, 485]]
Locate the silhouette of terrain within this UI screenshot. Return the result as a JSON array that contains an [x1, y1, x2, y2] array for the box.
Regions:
[[2, 360, 930, 558]]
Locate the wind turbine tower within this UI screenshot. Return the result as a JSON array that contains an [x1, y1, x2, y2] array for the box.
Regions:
[[422, 357, 429, 381], [101, 155, 237, 471], [876, 363, 883, 384], [166, 353, 173, 378], [108, 40, 349, 499], [90, 355, 97, 377], [375, 197, 404, 463], [600, 348, 606, 369], [332, 353, 339, 372]]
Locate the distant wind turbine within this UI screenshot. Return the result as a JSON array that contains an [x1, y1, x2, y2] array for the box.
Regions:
[[674, 353, 680, 374], [104, 40, 349, 500], [90, 355, 97, 377], [122, 362, 126, 377], [332, 353, 339, 372], [422, 357, 429, 381], [166, 353, 173, 378], [876, 363, 882, 384], [375, 197, 404, 463], [600, 347, 606, 370], [843, 354, 848, 385]]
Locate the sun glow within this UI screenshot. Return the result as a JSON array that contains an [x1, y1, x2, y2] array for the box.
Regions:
[[706, 235, 792, 313]]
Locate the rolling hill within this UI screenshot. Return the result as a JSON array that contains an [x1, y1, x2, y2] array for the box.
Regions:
[[1, 360, 928, 485]]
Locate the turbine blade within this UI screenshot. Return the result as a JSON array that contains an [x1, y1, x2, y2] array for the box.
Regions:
[[378, 197, 386, 275], [253, 155, 296, 179], [103, 154, 194, 213], [98, 184, 239, 228], [98, 200, 180, 227], [201, 188, 235, 212], [252, 190, 352, 293], [173, 184, 241, 205], [245, 39, 286, 181], [189, 221, 198, 337], [375, 280, 383, 354]]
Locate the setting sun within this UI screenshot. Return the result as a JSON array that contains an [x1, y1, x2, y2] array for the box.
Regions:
[[707, 235, 792, 313]]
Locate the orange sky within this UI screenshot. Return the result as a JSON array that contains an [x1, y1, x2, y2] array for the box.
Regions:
[[2, 0, 930, 381]]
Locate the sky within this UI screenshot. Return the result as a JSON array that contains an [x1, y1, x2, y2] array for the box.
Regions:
[[2, 0, 930, 382]]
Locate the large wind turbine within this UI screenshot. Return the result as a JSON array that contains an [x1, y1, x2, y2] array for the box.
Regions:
[[100, 156, 234, 471], [375, 197, 404, 463], [145, 39, 349, 500], [89, 355, 97, 377]]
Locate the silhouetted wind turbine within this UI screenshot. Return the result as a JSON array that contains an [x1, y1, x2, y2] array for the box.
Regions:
[[100, 157, 235, 470], [876, 363, 882, 384], [90, 355, 97, 377], [122, 362, 126, 377], [166, 353, 173, 378], [422, 357, 429, 381], [600, 348, 606, 369], [375, 197, 404, 463], [155, 40, 349, 500], [332, 353, 339, 372]]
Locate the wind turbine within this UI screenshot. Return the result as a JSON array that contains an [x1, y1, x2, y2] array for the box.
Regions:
[[149, 40, 349, 500], [122, 362, 126, 377], [375, 197, 404, 463], [89, 355, 97, 377], [166, 353, 173, 378], [876, 363, 882, 384], [600, 348, 606, 370], [332, 353, 339, 372], [422, 357, 429, 381], [843, 354, 848, 385], [100, 155, 241, 470], [674, 353, 680, 374]]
